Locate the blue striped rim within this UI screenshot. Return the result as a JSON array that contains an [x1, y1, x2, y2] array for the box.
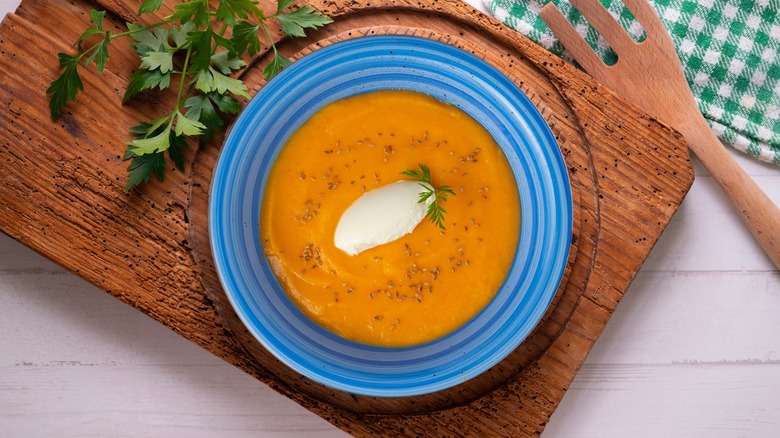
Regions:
[[209, 35, 572, 396]]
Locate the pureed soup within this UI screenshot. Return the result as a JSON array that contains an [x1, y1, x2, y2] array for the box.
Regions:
[[260, 90, 520, 347]]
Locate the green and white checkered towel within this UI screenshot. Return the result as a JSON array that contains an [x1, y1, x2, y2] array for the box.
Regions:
[[485, 0, 780, 165]]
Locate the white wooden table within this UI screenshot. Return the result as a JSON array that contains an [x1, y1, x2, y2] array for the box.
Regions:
[[2, 1, 779, 436]]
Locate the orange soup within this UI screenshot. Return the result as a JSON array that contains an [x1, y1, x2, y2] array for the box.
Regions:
[[260, 90, 520, 347]]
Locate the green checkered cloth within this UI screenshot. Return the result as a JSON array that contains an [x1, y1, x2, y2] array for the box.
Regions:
[[485, 0, 780, 165]]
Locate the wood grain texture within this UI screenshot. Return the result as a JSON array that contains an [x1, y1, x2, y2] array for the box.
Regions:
[[0, 0, 693, 436]]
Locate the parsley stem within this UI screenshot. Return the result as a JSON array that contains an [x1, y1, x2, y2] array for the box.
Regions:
[[175, 44, 194, 112], [75, 42, 100, 60], [259, 21, 281, 57], [400, 164, 457, 230], [218, 22, 228, 36]]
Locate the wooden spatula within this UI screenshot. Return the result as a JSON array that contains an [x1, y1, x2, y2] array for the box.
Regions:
[[540, 0, 780, 268]]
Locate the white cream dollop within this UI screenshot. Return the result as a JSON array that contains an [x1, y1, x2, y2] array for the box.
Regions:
[[334, 180, 433, 256]]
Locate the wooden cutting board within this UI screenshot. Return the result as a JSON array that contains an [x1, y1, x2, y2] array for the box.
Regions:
[[0, 0, 693, 435]]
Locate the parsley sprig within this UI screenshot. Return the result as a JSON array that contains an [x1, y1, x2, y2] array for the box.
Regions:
[[400, 164, 457, 230], [47, 0, 332, 191]]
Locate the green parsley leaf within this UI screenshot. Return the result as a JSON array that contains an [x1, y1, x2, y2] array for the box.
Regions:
[[124, 121, 188, 190], [212, 32, 234, 52], [417, 189, 434, 204], [46, 53, 84, 121], [215, 0, 262, 27], [400, 164, 457, 230], [187, 25, 213, 72], [184, 94, 223, 140], [123, 121, 171, 190], [169, 22, 194, 48], [207, 92, 241, 114], [138, 0, 164, 15], [210, 69, 250, 97], [125, 150, 166, 191], [76, 27, 106, 48], [400, 163, 432, 183], [144, 114, 172, 137], [263, 53, 292, 80], [174, 110, 206, 137], [276, 0, 295, 14], [170, 1, 210, 27], [128, 121, 154, 136], [90, 9, 106, 30], [167, 131, 188, 171], [128, 123, 171, 155], [230, 21, 261, 56], [85, 36, 111, 73], [195, 68, 250, 98], [140, 50, 173, 73], [276, 6, 333, 38], [75, 10, 107, 50], [129, 25, 170, 56], [211, 50, 246, 75], [215, 1, 238, 27], [123, 68, 171, 103], [184, 92, 242, 140]]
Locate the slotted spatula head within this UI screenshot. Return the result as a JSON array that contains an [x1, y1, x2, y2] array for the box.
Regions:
[[540, 0, 780, 268], [540, 0, 700, 127]]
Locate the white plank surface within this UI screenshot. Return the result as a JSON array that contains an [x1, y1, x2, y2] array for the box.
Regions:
[[1, 0, 779, 436]]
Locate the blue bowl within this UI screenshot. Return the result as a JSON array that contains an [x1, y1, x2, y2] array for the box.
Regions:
[[209, 35, 572, 397]]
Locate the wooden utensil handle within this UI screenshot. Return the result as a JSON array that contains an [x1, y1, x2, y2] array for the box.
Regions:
[[684, 120, 780, 268]]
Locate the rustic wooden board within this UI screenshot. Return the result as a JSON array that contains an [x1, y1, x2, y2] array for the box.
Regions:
[[0, 0, 693, 436]]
